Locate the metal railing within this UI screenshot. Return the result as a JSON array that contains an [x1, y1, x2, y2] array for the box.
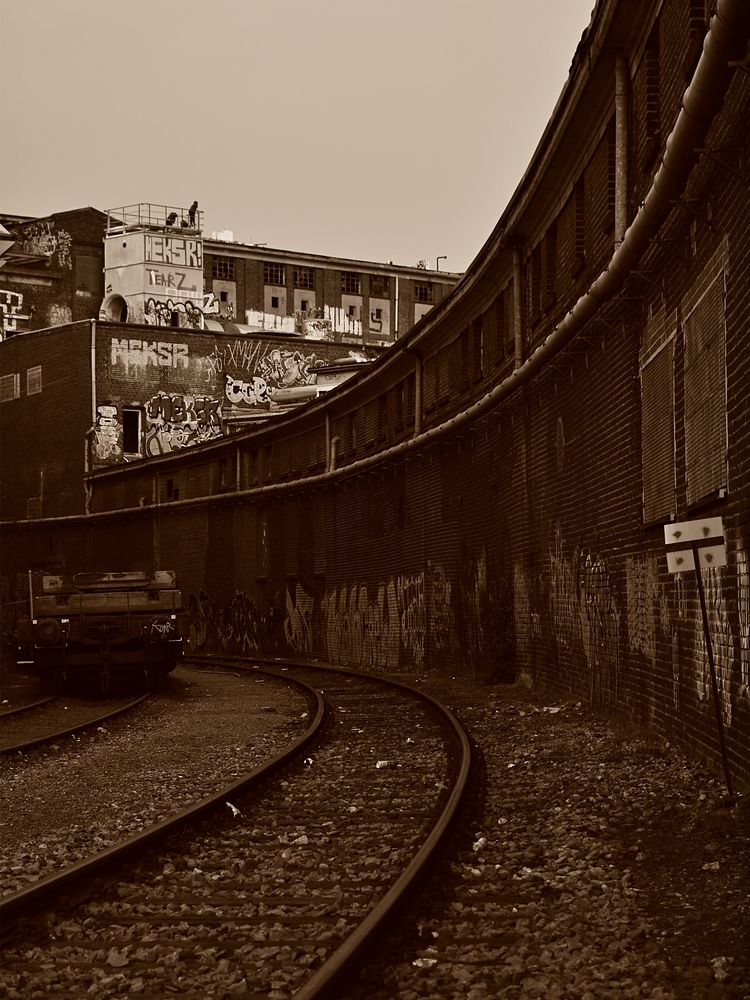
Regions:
[[105, 203, 202, 236]]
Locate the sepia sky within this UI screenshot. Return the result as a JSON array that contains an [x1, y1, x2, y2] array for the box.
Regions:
[[1, 0, 595, 273]]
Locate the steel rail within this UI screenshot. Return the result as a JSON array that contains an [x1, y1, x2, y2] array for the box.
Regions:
[[188, 655, 474, 1000], [0, 669, 325, 927], [0, 693, 150, 755], [0, 695, 56, 719]]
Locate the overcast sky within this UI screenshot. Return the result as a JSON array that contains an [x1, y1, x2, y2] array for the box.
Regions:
[[1, 0, 595, 273]]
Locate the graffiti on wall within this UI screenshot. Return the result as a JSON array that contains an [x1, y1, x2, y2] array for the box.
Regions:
[[206, 340, 321, 385], [580, 552, 621, 709], [144, 293, 219, 329], [145, 234, 202, 268], [48, 303, 72, 326], [225, 374, 272, 407], [144, 391, 223, 455], [186, 589, 278, 654], [91, 404, 122, 464], [206, 339, 265, 380], [0, 290, 30, 337], [428, 561, 453, 651], [625, 554, 663, 665], [223, 591, 264, 653], [739, 546, 750, 699], [20, 220, 72, 269], [285, 584, 316, 655], [210, 342, 323, 409], [549, 527, 579, 650], [548, 526, 621, 709], [111, 337, 189, 371], [693, 567, 734, 725]]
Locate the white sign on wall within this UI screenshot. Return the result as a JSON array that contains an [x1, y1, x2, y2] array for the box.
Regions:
[[663, 516, 726, 574]]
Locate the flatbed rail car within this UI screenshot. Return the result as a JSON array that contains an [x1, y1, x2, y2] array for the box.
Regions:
[[16, 571, 187, 690]]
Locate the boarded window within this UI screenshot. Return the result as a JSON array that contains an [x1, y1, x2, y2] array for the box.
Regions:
[[27, 366, 42, 395], [641, 340, 675, 523], [684, 269, 726, 505], [1, 372, 20, 402]]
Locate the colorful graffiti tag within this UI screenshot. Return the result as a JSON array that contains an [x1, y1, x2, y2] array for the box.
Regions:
[[144, 391, 223, 455]]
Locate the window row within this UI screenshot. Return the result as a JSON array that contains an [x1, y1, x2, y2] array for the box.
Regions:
[[0, 366, 42, 402]]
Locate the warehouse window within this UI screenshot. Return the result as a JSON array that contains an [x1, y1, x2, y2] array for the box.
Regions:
[[371, 274, 389, 297], [342, 272, 361, 295], [122, 408, 142, 455], [683, 264, 727, 506], [212, 257, 235, 280], [0, 373, 20, 402], [293, 267, 314, 289], [27, 366, 42, 395], [264, 262, 285, 286], [415, 282, 434, 304]]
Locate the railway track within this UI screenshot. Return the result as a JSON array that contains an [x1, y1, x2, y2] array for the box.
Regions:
[[0, 693, 150, 754], [0, 659, 471, 999]]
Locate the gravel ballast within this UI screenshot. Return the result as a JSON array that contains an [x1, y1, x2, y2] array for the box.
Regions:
[[1, 661, 748, 998], [344, 673, 750, 1000], [0, 664, 310, 896]]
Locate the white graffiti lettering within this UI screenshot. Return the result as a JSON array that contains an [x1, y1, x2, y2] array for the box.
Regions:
[[111, 338, 189, 369], [0, 289, 30, 337], [145, 235, 202, 268], [225, 374, 272, 406]]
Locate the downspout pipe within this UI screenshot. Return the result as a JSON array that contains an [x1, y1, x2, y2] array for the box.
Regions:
[[614, 52, 630, 246], [4, 0, 749, 527], [512, 246, 524, 368]]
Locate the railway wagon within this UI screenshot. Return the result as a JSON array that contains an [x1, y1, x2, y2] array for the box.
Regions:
[[16, 570, 186, 691]]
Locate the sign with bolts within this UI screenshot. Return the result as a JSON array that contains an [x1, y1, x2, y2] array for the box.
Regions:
[[664, 516, 726, 574], [663, 516, 734, 803]]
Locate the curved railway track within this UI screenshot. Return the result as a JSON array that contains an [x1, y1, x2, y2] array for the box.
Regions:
[[0, 658, 471, 999], [0, 693, 151, 755]]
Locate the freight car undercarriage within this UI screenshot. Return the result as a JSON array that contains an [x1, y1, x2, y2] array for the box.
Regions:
[[17, 571, 186, 693]]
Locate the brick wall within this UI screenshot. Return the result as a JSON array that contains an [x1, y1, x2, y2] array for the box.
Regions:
[[0, 323, 92, 519]]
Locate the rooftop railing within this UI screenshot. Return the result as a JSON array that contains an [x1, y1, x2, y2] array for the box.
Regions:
[[105, 203, 202, 236]]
